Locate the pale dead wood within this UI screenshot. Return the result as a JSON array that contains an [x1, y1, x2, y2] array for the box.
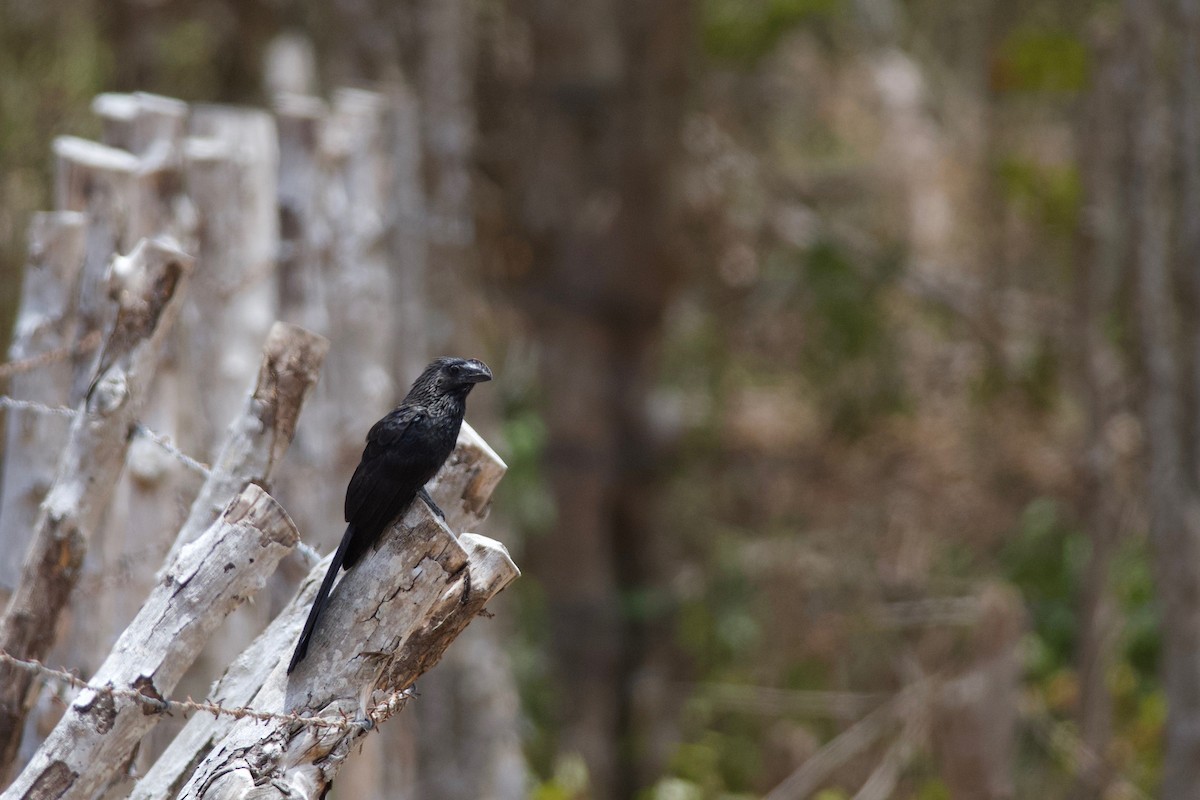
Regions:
[[93, 92, 188, 160], [763, 682, 926, 800], [111, 322, 326, 794], [0, 212, 87, 602], [134, 422, 507, 798], [164, 322, 329, 565], [128, 571, 325, 800], [387, 79, 430, 383], [84, 92, 194, 702], [182, 106, 280, 456], [177, 511, 517, 800], [275, 88, 398, 560], [853, 679, 928, 800], [0, 238, 193, 779], [2, 486, 299, 800], [51, 136, 141, 404]]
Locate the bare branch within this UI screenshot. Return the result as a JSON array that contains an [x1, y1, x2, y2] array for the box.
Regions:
[[0, 237, 192, 778], [0, 212, 87, 602], [137, 423, 509, 798], [176, 511, 516, 799], [164, 322, 329, 564], [764, 682, 926, 800], [2, 486, 298, 800]]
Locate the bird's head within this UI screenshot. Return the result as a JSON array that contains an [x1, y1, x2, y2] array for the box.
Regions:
[[411, 357, 493, 400]]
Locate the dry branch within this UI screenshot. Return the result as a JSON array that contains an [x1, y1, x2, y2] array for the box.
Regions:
[[51, 136, 141, 404], [764, 682, 926, 800], [164, 322, 329, 564], [182, 106, 280, 455], [128, 572, 326, 800], [93, 92, 188, 159], [0, 212, 87, 602], [134, 422, 509, 798], [2, 486, 299, 800], [177, 511, 517, 800], [0, 238, 192, 778]]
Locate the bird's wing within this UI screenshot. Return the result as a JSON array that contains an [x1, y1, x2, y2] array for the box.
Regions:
[[344, 404, 428, 535]]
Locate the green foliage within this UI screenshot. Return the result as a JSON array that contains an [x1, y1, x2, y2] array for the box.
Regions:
[[677, 537, 760, 673], [813, 790, 851, 800], [1111, 536, 1160, 684], [702, 0, 842, 62], [797, 240, 907, 436], [996, 157, 1082, 239], [1001, 498, 1087, 678], [665, 727, 762, 797], [914, 778, 952, 800], [993, 29, 1090, 93], [498, 400, 556, 537], [531, 754, 591, 800], [151, 19, 224, 101], [1002, 499, 1163, 791]]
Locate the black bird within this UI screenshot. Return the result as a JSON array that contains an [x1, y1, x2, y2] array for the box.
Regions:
[[287, 356, 493, 674]]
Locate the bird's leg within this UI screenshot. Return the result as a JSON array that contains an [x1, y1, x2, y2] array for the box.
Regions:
[[419, 486, 446, 521]]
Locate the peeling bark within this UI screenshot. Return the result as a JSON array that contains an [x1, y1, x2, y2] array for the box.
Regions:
[[2, 486, 299, 800], [0, 238, 193, 780], [0, 212, 87, 602], [133, 422, 507, 799], [163, 322, 329, 564]]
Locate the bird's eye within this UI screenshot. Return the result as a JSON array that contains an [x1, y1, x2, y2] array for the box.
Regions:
[[448, 364, 463, 376]]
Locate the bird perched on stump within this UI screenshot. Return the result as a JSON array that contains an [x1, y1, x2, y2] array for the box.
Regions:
[[288, 356, 493, 674]]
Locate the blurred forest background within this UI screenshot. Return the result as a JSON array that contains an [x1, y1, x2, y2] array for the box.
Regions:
[[1, 0, 1196, 797]]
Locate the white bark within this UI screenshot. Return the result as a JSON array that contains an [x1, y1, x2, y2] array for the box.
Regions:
[[175, 106, 283, 700], [321, 86, 397, 498], [177, 517, 517, 800], [85, 91, 194, 675], [263, 35, 318, 99], [2, 486, 299, 800], [0, 212, 87, 600], [92, 92, 189, 161], [388, 79, 430, 383], [182, 106, 280, 456], [164, 322, 329, 564], [51, 136, 141, 404], [128, 572, 325, 800], [0, 238, 193, 777], [273, 89, 397, 559], [132, 422, 507, 798]]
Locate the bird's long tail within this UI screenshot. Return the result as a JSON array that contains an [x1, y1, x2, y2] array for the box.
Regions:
[[287, 526, 354, 674]]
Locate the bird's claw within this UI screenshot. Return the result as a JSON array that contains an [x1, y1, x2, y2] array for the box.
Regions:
[[419, 487, 447, 522]]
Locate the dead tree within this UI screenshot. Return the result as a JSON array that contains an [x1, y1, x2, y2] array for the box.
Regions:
[[177, 521, 516, 799], [0, 238, 193, 779], [133, 422, 507, 798], [84, 91, 193, 673], [0, 212, 87, 604], [0, 87, 519, 798], [2, 485, 299, 800], [164, 322, 328, 563]]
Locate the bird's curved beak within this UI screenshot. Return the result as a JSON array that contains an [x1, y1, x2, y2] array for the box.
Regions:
[[463, 360, 493, 383]]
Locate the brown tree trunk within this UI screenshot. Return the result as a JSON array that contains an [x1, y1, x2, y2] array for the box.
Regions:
[[1068, 26, 1134, 800], [1127, 1, 1200, 794], [478, 2, 692, 795]]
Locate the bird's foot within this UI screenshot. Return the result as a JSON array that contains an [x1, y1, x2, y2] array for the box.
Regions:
[[419, 487, 446, 521]]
